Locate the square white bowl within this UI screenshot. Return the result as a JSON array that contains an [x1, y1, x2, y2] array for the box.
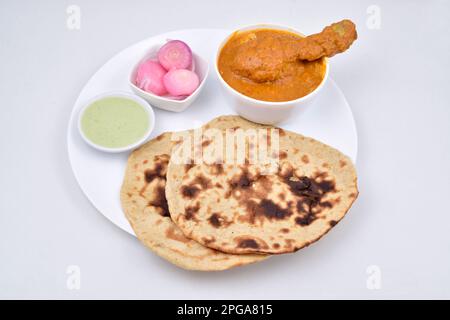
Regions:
[[129, 43, 209, 113]]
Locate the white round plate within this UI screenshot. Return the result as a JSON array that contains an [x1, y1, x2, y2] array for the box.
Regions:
[[67, 29, 358, 235]]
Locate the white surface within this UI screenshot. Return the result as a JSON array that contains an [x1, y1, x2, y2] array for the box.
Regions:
[[1, 0, 449, 299], [67, 28, 357, 236]]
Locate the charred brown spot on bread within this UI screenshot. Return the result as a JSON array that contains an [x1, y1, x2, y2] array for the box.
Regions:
[[329, 220, 338, 227], [238, 167, 270, 191], [282, 170, 336, 227], [202, 139, 212, 148], [229, 169, 253, 189], [301, 155, 310, 164], [181, 185, 200, 198], [148, 185, 170, 217], [144, 154, 170, 183], [273, 243, 280, 249], [286, 176, 312, 193], [140, 155, 170, 197], [320, 201, 333, 208], [322, 162, 330, 168], [227, 168, 279, 224], [242, 199, 292, 225], [215, 183, 223, 189], [202, 237, 216, 245], [257, 199, 291, 220], [279, 151, 288, 159], [208, 212, 232, 228], [284, 239, 295, 250], [212, 164, 224, 175], [279, 163, 294, 178], [280, 228, 290, 233], [237, 238, 259, 249], [156, 133, 165, 141], [339, 160, 347, 168], [193, 175, 211, 189], [279, 151, 287, 160], [279, 128, 286, 136], [184, 163, 194, 173], [180, 174, 211, 198], [185, 202, 200, 220], [295, 215, 314, 226], [316, 179, 335, 194], [209, 213, 222, 228], [143, 160, 148, 164]]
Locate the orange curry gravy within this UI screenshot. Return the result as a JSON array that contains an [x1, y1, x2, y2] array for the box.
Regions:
[[218, 29, 326, 102]]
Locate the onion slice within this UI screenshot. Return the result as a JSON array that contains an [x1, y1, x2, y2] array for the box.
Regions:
[[157, 40, 192, 70], [163, 69, 199, 96], [135, 60, 168, 96]]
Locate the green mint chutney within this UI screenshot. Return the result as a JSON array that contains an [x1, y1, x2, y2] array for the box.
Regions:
[[81, 96, 149, 148]]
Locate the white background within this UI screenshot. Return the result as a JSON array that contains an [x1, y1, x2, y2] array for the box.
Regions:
[[0, 0, 449, 299]]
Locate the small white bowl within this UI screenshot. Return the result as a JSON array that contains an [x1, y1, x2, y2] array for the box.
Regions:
[[215, 24, 329, 125], [78, 91, 155, 153], [129, 43, 209, 112]]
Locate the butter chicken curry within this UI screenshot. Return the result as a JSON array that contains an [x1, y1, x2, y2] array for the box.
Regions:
[[218, 20, 357, 102]]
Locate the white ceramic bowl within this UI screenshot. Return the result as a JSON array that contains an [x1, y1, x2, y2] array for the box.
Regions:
[[129, 43, 209, 112], [215, 24, 329, 125], [78, 91, 155, 153]]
